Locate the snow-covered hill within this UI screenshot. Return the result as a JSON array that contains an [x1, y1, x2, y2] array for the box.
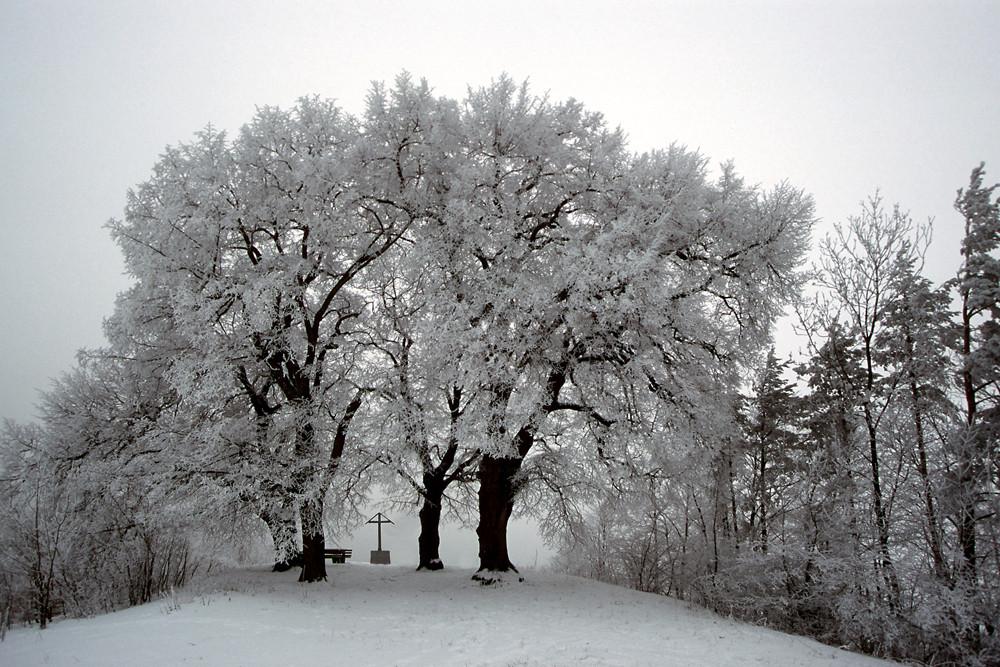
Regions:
[[1, 564, 896, 666]]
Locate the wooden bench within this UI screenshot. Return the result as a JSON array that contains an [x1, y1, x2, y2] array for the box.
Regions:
[[324, 548, 352, 563]]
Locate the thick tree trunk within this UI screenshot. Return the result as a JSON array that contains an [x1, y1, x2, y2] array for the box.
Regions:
[[473, 371, 562, 581], [261, 507, 301, 572], [417, 489, 445, 571], [474, 453, 522, 579], [298, 496, 327, 583]]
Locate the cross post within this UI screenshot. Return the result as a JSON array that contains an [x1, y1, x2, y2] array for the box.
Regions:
[[367, 512, 393, 552]]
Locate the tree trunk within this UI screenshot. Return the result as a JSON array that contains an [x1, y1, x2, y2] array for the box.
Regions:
[[958, 303, 979, 580], [474, 371, 561, 581], [415, 386, 466, 571], [957, 437, 979, 580], [298, 496, 327, 583], [758, 443, 769, 553], [907, 367, 948, 582], [290, 411, 329, 583], [417, 487, 445, 571], [474, 453, 522, 579], [261, 506, 301, 571], [864, 404, 900, 606]]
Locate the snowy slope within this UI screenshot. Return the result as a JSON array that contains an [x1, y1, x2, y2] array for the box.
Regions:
[[1, 564, 896, 666]]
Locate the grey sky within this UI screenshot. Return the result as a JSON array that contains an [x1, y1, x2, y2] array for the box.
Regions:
[[2, 0, 998, 424]]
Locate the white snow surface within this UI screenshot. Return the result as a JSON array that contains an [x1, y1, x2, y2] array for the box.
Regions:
[[1, 564, 897, 666]]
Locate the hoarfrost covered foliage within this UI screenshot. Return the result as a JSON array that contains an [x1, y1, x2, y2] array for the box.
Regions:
[[0, 356, 245, 629], [556, 169, 1000, 666], [2, 73, 827, 656], [99, 72, 814, 580]]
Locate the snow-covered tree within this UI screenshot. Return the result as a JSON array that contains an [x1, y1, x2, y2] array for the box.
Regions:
[[951, 162, 1000, 582], [365, 247, 481, 571], [880, 258, 956, 583], [740, 349, 806, 553], [0, 422, 67, 628], [0, 352, 218, 627], [817, 195, 932, 605], [105, 74, 812, 585], [407, 78, 813, 578], [108, 93, 429, 581]]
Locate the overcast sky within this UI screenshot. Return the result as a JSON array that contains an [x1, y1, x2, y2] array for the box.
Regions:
[[2, 0, 998, 428]]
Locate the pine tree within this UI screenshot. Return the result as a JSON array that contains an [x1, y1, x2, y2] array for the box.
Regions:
[[951, 162, 1000, 580], [880, 261, 955, 582], [743, 348, 805, 553]]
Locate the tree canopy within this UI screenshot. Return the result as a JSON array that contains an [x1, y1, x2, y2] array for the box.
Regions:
[[25, 75, 1000, 665]]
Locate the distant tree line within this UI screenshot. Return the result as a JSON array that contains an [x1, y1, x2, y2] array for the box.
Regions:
[[1, 75, 996, 664]]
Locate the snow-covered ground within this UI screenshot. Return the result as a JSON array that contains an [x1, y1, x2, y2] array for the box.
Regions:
[[1, 564, 896, 666]]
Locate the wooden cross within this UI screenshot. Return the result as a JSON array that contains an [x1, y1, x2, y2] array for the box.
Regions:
[[367, 512, 393, 551]]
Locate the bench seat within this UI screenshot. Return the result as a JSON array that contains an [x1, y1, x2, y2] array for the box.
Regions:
[[324, 548, 352, 563]]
